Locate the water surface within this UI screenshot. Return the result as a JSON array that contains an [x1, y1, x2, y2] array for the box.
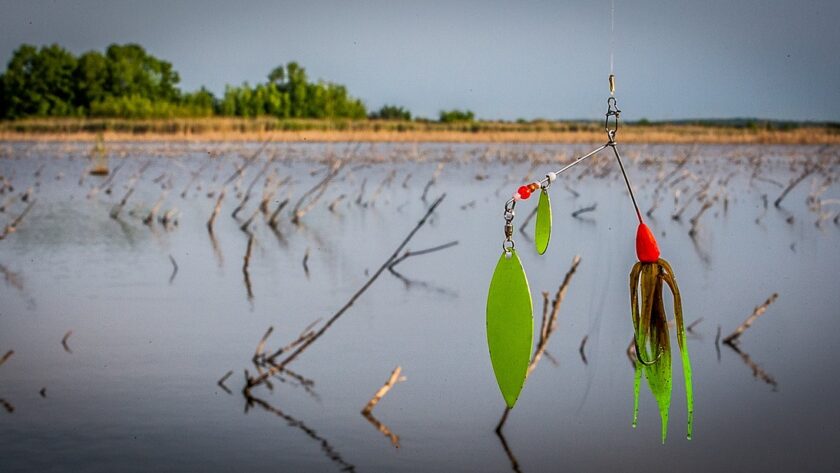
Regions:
[[0, 142, 838, 472]]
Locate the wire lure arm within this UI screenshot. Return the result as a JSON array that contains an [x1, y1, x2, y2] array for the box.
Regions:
[[500, 75, 644, 245], [500, 142, 610, 250]]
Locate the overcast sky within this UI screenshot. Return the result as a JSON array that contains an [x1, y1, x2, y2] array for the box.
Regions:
[[0, 0, 837, 121]]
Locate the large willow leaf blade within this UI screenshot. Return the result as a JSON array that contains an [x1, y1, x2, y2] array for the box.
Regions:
[[486, 250, 534, 408]]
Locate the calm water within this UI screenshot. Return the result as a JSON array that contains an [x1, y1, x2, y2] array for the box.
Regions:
[[0, 142, 838, 472]]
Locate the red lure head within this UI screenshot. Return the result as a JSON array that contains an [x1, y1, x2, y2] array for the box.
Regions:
[[635, 222, 660, 263]]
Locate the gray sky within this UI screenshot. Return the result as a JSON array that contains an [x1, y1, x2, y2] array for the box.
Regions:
[[1, 0, 837, 121]]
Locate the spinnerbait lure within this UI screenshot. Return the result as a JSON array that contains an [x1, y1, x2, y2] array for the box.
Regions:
[[485, 74, 693, 442]]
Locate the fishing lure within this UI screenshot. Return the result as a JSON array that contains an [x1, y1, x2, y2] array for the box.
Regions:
[[486, 75, 694, 440], [630, 225, 694, 442], [606, 99, 693, 442], [486, 176, 555, 408]]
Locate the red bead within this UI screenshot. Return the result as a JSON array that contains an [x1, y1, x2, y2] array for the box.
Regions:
[[636, 222, 661, 263], [517, 186, 531, 199]]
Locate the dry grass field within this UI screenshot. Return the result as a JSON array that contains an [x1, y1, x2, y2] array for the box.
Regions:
[[1, 117, 837, 144]]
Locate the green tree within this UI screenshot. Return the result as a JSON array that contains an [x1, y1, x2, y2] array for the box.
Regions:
[[181, 87, 215, 117], [285, 62, 308, 118], [370, 104, 411, 120], [73, 51, 108, 111], [0, 43, 369, 121], [0, 44, 78, 118], [439, 109, 475, 123], [104, 44, 180, 102], [267, 66, 285, 86]]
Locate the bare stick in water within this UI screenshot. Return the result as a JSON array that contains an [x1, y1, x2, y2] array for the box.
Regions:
[[268, 198, 290, 229], [688, 198, 715, 237], [61, 330, 73, 353], [292, 161, 343, 224], [217, 370, 234, 394], [245, 394, 356, 471], [572, 203, 598, 219], [328, 194, 347, 213], [775, 166, 815, 208], [144, 191, 168, 226], [724, 293, 779, 345], [726, 343, 779, 390], [302, 248, 310, 277], [0, 398, 14, 413], [253, 327, 274, 363], [168, 254, 178, 284], [361, 365, 406, 448], [362, 366, 405, 416], [388, 241, 458, 270], [686, 317, 704, 333], [232, 152, 277, 218], [180, 160, 211, 198], [579, 335, 589, 365], [239, 208, 260, 234], [528, 255, 581, 377], [0, 199, 36, 239], [223, 140, 270, 186], [207, 189, 226, 234], [420, 163, 444, 203], [245, 194, 447, 393], [263, 319, 321, 364], [0, 350, 13, 367], [243, 235, 254, 300]]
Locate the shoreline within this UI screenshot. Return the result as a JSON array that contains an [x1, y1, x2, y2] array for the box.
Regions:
[[1, 118, 837, 144], [2, 130, 839, 145]]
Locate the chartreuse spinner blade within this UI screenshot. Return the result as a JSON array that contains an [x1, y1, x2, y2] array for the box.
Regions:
[[486, 201, 533, 408], [534, 174, 556, 255], [486, 248, 533, 408]]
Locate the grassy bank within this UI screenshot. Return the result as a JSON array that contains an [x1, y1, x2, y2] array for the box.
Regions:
[[1, 117, 838, 144]]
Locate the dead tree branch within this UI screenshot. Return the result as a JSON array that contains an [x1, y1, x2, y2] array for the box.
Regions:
[[775, 166, 815, 208], [207, 189, 226, 234], [0, 350, 12, 367], [724, 293, 779, 345], [572, 203, 597, 219], [61, 330, 73, 353], [245, 194, 447, 393], [362, 366, 406, 416], [168, 254, 178, 284], [291, 161, 343, 224], [361, 365, 405, 448]]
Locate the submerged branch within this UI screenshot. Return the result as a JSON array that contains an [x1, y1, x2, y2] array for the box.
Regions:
[[362, 366, 405, 416], [572, 203, 597, 219], [0, 350, 13, 367], [723, 293, 779, 345], [61, 330, 73, 353], [245, 194, 446, 394]]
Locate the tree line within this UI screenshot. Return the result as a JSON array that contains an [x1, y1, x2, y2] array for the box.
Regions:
[[0, 43, 474, 122]]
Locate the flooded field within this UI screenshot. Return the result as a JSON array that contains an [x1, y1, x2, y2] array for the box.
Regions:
[[0, 141, 838, 472]]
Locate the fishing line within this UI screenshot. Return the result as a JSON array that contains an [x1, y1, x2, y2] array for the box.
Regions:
[[610, 0, 615, 80]]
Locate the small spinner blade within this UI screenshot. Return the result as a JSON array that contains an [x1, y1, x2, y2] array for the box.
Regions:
[[535, 189, 552, 255]]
